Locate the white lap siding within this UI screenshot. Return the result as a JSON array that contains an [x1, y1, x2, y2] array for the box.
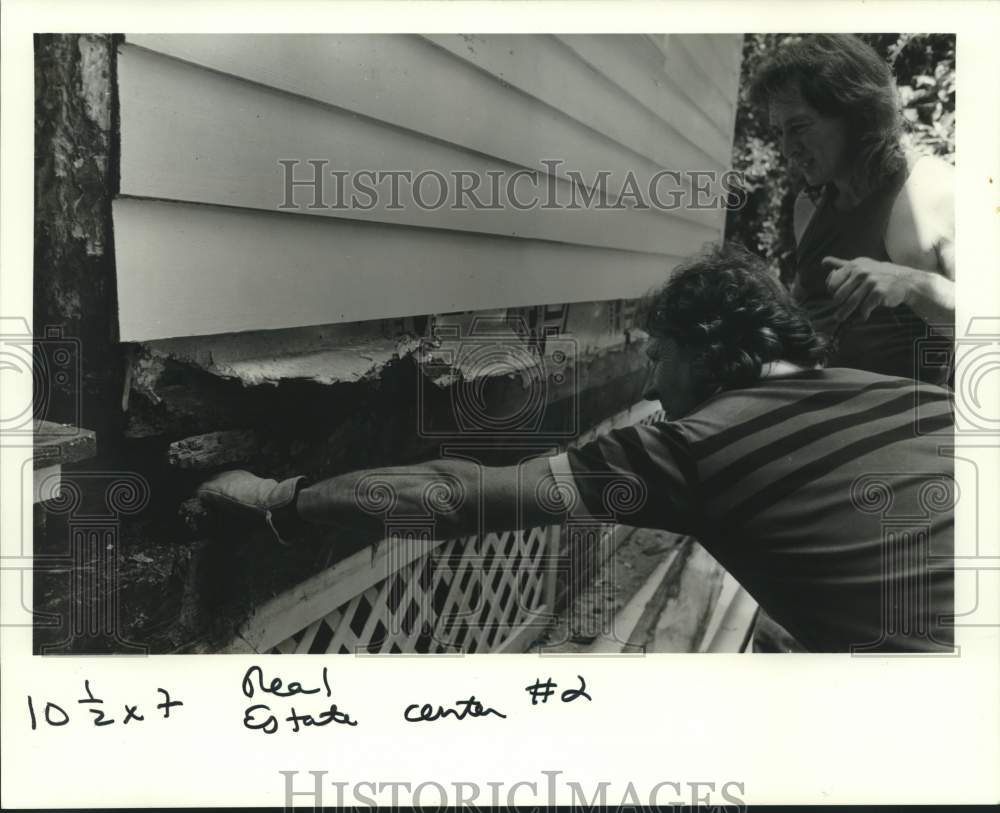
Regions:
[[113, 34, 742, 342]]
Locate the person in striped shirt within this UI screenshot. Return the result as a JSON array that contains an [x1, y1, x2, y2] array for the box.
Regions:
[[199, 243, 954, 653]]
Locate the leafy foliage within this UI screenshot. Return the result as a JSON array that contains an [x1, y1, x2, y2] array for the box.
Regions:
[[724, 33, 955, 284]]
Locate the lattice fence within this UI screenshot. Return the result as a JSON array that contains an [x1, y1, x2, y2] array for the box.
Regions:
[[226, 400, 666, 656], [261, 526, 558, 655]]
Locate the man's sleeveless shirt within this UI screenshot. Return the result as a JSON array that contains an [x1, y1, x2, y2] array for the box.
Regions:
[[792, 167, 952, 385]]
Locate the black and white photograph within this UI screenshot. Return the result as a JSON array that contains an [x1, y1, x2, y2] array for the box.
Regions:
[[27, 30, 957, 656], [2, 1, 998, 809]]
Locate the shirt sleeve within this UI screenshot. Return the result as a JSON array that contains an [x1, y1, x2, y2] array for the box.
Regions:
[[546, 421, 702, 535]]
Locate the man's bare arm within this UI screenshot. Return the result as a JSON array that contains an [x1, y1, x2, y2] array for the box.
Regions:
[[899, 253, 954, 325], [825, 253, 954, 325], [296, 456, 566, 543], [827, 156, 955, 327]]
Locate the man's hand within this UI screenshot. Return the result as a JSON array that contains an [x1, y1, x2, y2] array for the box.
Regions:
[[824, 255, 915, 323], [197, 470, 308, 546]]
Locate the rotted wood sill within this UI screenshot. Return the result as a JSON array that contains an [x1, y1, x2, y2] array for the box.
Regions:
[[63, 317, 653, 654]]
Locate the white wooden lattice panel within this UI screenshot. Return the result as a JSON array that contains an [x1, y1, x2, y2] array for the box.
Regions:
[[266, 526, 558, 655], [225, 401, 665, 656]]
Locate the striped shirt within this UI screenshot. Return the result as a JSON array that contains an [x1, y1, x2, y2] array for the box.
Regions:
[[547, 368, 954, 653]]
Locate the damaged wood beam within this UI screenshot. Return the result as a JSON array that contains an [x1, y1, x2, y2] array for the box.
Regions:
[[34, 419, 98, 468], [167, 429, 259, 470]]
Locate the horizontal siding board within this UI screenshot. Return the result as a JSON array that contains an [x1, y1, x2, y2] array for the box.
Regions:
[[118, 44, 718, 257], [692, 34, 743, 76], [124, 34, 724, 233], [707, 35, 744, 141], [127, 33, 555, 167], [114, 35, 740, 340], [645, 34, 670, 61], [113, 198, 687, 342], [423, 33, 731, 169], [552, 34, 735, 158], [646, 35, 742, 143], [660, 37, 736, 132], [671, 34, 742, 118]]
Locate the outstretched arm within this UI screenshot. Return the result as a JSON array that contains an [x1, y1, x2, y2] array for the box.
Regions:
[[295, 456, 567, 544], [199, 425, 695, 546]]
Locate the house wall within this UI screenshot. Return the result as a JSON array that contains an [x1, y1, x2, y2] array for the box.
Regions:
[[34, 34, 744, 652], [113, 34, 741, 340]]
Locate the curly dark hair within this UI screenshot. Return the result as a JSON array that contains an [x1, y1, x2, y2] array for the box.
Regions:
[[642, 243, 828, 395], [749, 34, 906, 197]]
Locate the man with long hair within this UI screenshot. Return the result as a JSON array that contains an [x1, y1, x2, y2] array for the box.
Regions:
[[750, 34, 954, 385], [747, 35, 956, 651], [199, 244, 954, 653]]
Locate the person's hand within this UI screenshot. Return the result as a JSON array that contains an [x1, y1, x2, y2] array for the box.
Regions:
[[823, 256, 914, 323]]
